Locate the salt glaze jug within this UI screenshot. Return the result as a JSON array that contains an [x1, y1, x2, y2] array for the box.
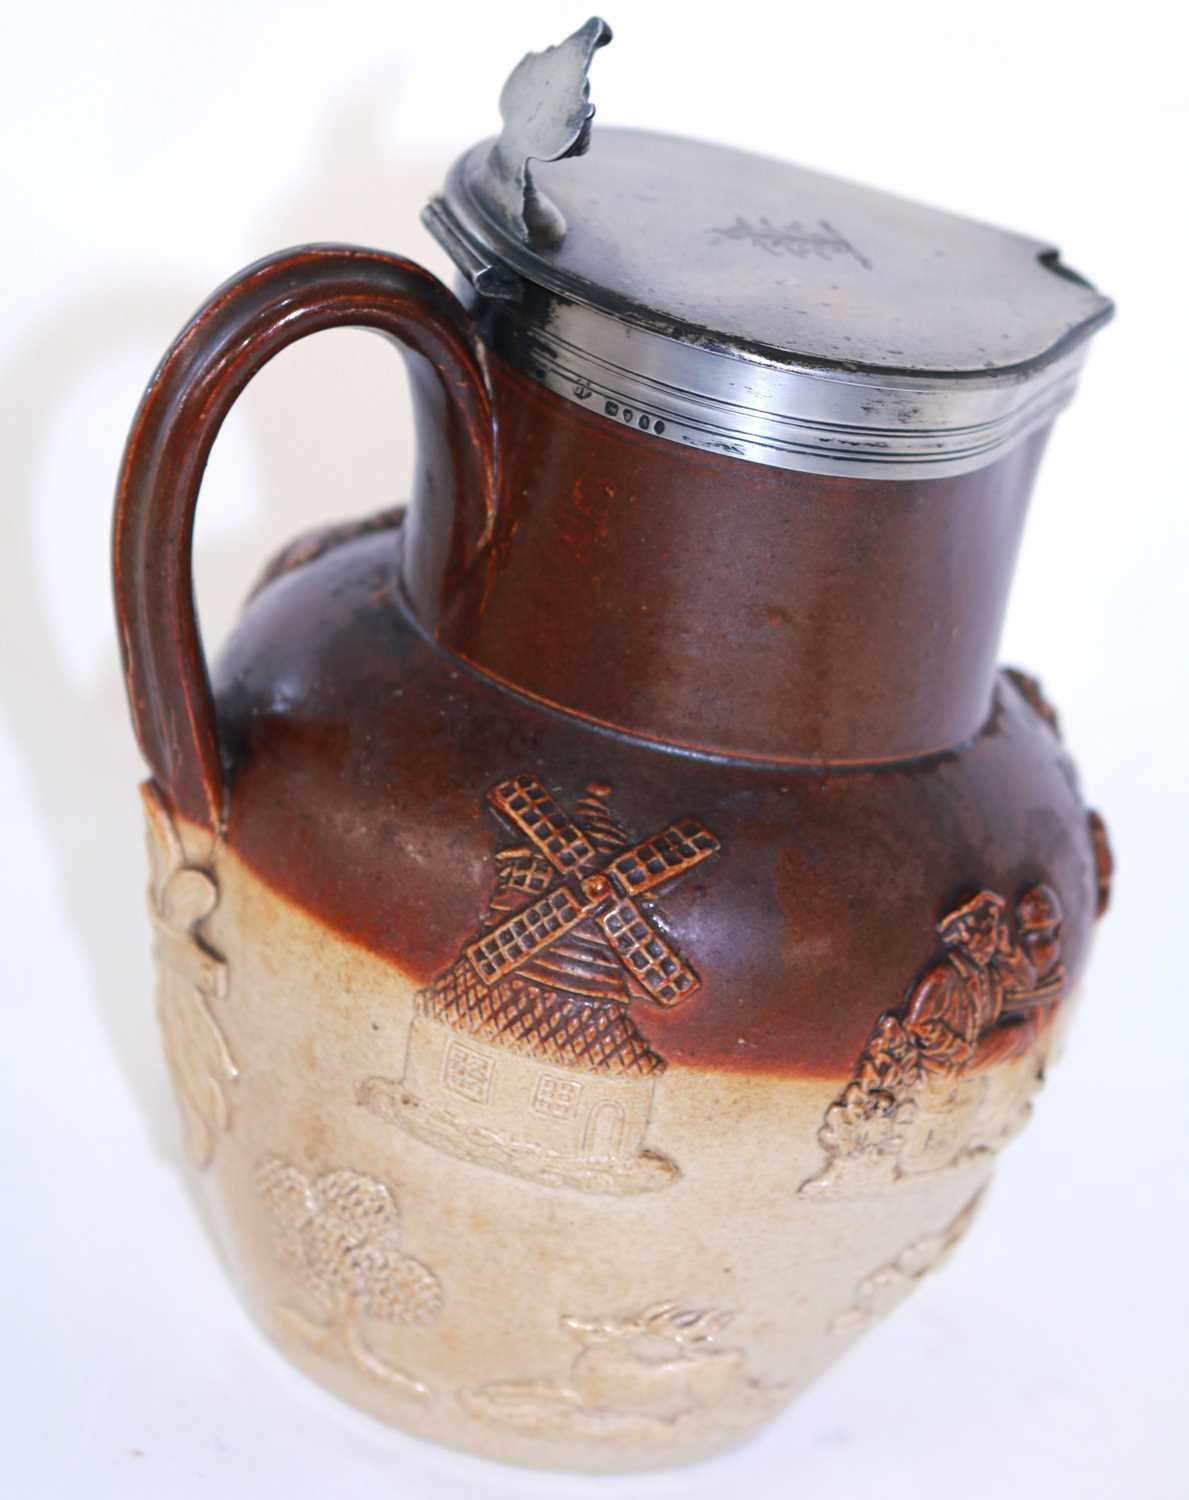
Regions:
[[113, 18, 1114, 1473]]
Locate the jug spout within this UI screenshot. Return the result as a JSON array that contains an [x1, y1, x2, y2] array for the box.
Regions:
[[402, 356, 1049, 767]]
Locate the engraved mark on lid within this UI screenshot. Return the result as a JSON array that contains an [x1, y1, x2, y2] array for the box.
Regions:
[[707, 216, 872, 269]]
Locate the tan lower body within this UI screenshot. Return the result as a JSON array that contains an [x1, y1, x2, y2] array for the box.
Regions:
[[150, 812, 1057, 1474]]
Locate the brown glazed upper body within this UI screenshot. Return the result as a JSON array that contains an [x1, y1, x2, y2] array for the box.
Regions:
[[212, 354, 1100, 1082]]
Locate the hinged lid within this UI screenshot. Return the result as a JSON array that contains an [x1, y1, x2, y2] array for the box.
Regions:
[[425, 17, 1113, 480]]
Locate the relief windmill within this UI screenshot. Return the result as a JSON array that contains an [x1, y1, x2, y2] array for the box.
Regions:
[[359, 775, 720, 1194]]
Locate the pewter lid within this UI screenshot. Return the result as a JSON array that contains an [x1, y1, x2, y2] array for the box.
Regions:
[[425, 18, 1113, 479]]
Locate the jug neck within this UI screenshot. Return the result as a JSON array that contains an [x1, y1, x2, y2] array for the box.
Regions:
[[401, 356, 1050, 767]]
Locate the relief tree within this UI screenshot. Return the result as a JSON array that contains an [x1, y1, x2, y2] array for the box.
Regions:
[[256, 1156, 443, 1398]]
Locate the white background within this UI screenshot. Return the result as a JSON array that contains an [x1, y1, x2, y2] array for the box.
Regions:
[[1, 2, 1186, 1496]]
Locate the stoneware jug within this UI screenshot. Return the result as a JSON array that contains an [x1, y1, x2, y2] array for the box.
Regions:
[[113, 18, 1114, 1473]]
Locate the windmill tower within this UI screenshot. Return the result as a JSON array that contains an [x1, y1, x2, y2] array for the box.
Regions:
[[363, 775, 720, 1194]]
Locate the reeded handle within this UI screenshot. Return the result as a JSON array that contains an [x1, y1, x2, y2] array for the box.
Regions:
[[113, 244, 496, 836]]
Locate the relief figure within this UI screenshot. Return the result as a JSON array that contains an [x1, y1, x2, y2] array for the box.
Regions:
[[802, 884, 1066, 1194], [461, 1302, 783, 1440]]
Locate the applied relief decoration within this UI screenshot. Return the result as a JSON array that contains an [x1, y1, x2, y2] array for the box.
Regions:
[[460, 1301, 783, 1440], [802, 884, 1067, 1195], [142, 780, 236, 1168], [256, 1155, 443, 1399], [359, 774, 720, 1195]]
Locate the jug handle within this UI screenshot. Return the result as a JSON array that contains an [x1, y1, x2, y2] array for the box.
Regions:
[[113, 244, 496, 839]]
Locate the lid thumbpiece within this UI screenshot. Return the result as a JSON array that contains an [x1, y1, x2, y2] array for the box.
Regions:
[[482, 16, 612, 248]]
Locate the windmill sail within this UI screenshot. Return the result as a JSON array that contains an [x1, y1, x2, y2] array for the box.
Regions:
[[596, 896, 701, 1005], [489, 774, 599, 876], [603, 820, 720, 896], [466, 884, 592, 985]]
